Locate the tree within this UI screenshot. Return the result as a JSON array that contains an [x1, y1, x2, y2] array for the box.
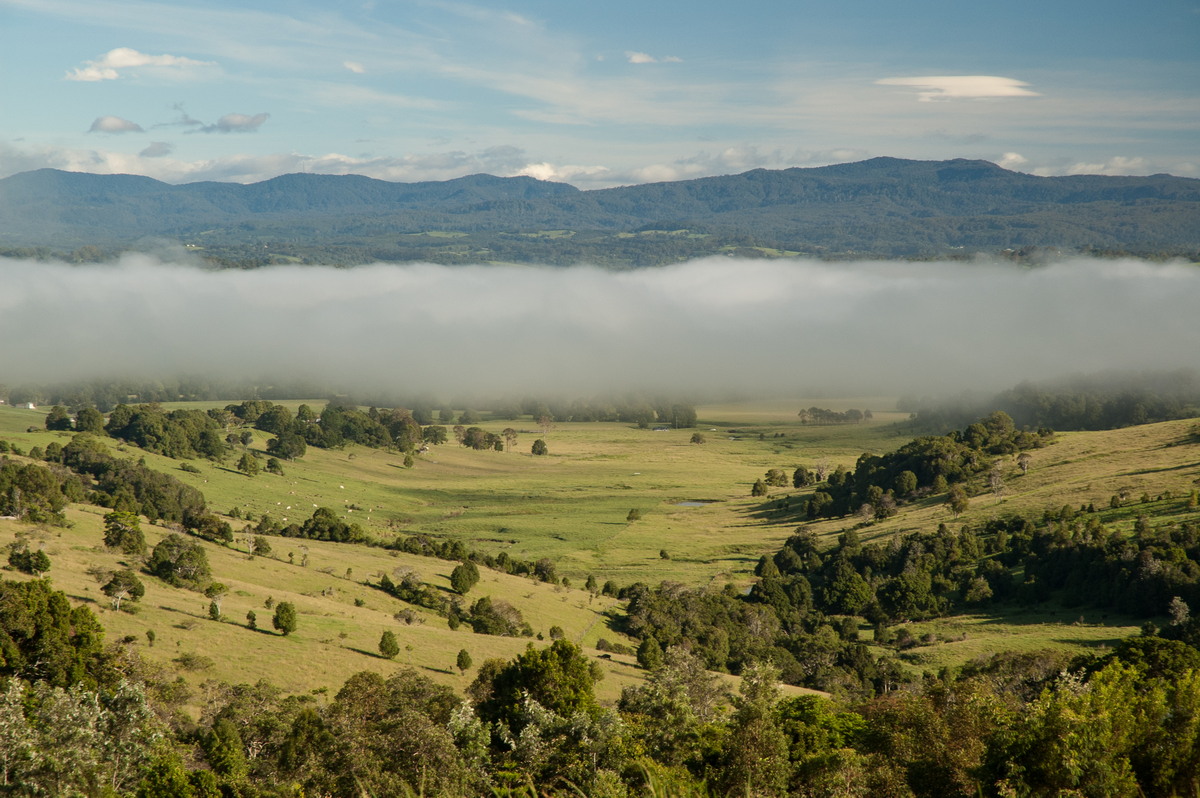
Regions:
[[690, 432, 706, 444], [947, 484, 970, 518], [895, 470, 918, 497], [236, 452, 259, 477], [626, 508, 642, 522], [379, 630, 400, 659], [637, 637, 664, 671], [74, 406, 105, 433], [44, 405, 73, 431], [450, 561, 480, 595], [503, 427, 518, 452], [266, 431, 306, 460], [472, 639, 597, 733], [103, 510, 146, 555], [147, 534, 211, 589], [792, 466, 814, 488], [251, 536, 272, 558], [102, 569, 145, 610], [422, 425, 448, 445], [7, 545, 51, 576], [272, 601, 297, 635], [531, 439, 548, 456], [204, 582, 228, 616], [751, 479, 768, 497], [1017, 452, 1033, 475], [764, 469, 789, 488], [722, 662, 789, 797], [456, 649, 473, 674]]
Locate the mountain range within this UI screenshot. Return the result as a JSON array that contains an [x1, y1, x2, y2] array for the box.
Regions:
[[1, 157, 1197, 265]]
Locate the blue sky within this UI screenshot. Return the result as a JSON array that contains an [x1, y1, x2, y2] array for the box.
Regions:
[[2, 0, 1197, 187]]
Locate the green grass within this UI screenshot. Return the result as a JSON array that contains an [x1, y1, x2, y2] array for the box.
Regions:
[[3, 401, 1197, 704]]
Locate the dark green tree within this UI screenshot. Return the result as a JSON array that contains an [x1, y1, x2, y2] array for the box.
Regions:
[[472, 639, 598, 733], [147, 534, 211, 589], [236, 452, 259, 477], [531, 439, 548, 456], [379, 630, 400, 659], [44, 405, 73, 431], [456, 649, 473, 673], [74, 406, 106, 433], [450, 561, 480, 595], [273, 601, 297, 635]]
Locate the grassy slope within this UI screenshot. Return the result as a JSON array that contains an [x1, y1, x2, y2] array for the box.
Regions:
[[2, 402, 1197, 697]]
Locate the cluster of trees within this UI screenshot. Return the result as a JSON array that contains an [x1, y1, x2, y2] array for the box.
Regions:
[[0, 456, 83, 524], [759, 501, 1200, 629], [251, 507, 366, 544], [796, 407, 872, 425], [802, 411, 1050, 520]]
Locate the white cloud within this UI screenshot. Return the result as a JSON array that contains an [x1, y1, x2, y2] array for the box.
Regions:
[[876, 75, 1040, 102], [625, 51, 682, 64], [66, 47, 214, 81], [343, 60, 366, 74], [1062, 156, 1149, 176], [195, 113, 270, 134], [997, 152, 1028, 170], [88, 115, 144, 134], [512, 162, 609, 182]]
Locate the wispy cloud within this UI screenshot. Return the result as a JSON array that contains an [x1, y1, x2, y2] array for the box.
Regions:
[[876, 75, 1040, 102], [139, 141, 173, 158], [88, 115, 144, 133], [66, 47, 214, 81], [343, 60, 366, 74], [193, 112, 270, 134], [625, 51, 682, 64]]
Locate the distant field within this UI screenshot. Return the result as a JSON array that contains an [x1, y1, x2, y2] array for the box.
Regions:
[[0, 399, 916, 586]]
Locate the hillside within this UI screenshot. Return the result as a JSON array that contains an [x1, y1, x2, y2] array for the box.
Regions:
[[2, 157, 1198, 262], [2, 400, 1197, 692], [4, 399, 1200, 795]]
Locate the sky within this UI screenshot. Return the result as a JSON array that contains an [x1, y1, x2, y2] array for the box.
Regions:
[[3, 255, 1197, 399], [1, 0, 1198, 188]]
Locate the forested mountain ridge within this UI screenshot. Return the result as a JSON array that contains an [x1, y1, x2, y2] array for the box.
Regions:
[[2, 157, 1198, 263]]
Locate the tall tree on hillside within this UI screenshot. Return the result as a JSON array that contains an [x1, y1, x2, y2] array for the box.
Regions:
[[273, 602, 297, 635]]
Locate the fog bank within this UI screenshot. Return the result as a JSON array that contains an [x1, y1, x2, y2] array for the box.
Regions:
[[1, 255, 1196, 399]]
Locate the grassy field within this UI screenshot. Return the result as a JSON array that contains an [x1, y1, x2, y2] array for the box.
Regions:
[[0, 399, 916, 587], [1, 400, 1197, 702]]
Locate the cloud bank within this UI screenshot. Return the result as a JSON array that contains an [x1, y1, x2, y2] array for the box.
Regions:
[[1, 256, 1196, 399]]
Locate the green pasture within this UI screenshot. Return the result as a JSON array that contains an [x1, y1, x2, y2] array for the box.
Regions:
[[0, 506, 641, 708], [0, 399, 916, 586], [2, 400, 1197, 705]]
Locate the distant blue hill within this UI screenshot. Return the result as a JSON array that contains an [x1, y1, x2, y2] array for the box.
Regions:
[[1, 157, 1196, 263]]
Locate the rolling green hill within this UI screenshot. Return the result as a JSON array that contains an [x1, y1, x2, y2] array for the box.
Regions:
[[2, 157, 1197, 262]]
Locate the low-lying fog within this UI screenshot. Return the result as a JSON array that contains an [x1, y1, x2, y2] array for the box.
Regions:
[[1, 255, 1196, 399]]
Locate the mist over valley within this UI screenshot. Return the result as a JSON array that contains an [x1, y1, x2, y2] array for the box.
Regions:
[[2, 253, 1197, 401]]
